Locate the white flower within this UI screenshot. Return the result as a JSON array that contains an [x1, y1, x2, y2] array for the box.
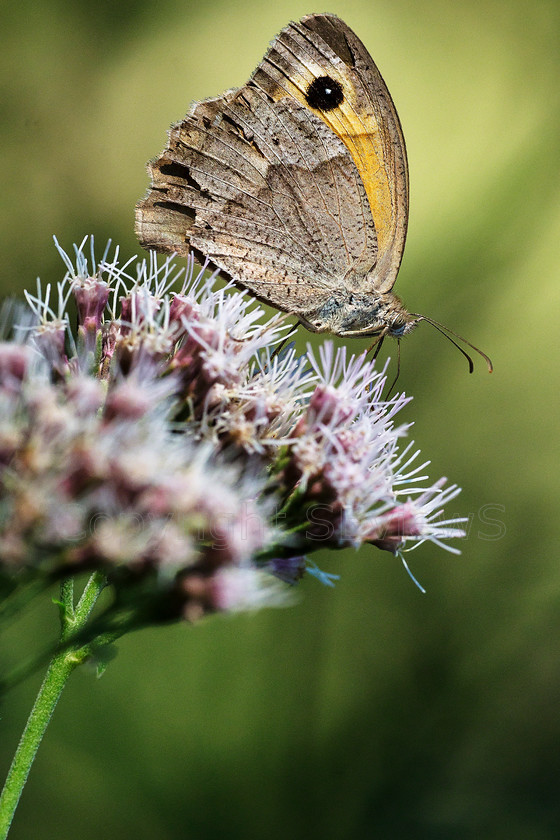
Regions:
[[0, 236, 469, 622]]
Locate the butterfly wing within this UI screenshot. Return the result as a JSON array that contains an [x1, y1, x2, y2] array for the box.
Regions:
[[252, 14, 409, 294], [136, 83, 377, 316], [135, 14, 408, 320]]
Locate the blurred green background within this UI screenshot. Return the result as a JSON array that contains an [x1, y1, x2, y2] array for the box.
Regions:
[[1, 0, 559, 837]]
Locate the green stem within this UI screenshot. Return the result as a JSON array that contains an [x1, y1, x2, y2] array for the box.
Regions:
[[0, 571, 107, 840]]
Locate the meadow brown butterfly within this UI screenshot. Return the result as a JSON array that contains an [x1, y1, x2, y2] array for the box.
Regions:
[[136, 14, 492, 369]]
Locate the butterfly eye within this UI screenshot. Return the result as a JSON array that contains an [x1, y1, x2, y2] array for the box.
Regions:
[[305, 76, 344, 111], [390, 321, 408, 337]]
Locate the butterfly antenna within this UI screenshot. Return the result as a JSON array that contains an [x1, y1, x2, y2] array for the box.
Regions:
[[412, 315, 493, 373]]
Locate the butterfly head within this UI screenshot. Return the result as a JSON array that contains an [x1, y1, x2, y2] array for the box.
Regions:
[[385, 310, 420, 339], [355, 292, 420, 339]]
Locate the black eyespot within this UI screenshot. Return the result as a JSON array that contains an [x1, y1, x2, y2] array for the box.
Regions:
[[305, 76, 344, 111]]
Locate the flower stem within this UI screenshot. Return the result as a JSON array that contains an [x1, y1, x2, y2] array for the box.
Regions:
[[0, 571, 107, 840]]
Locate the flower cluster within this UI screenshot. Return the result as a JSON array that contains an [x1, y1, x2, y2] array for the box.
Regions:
[[0, 237, 465, 624]]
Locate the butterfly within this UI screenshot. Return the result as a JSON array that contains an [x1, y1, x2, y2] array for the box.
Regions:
[[136, 14, 492, 370]]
